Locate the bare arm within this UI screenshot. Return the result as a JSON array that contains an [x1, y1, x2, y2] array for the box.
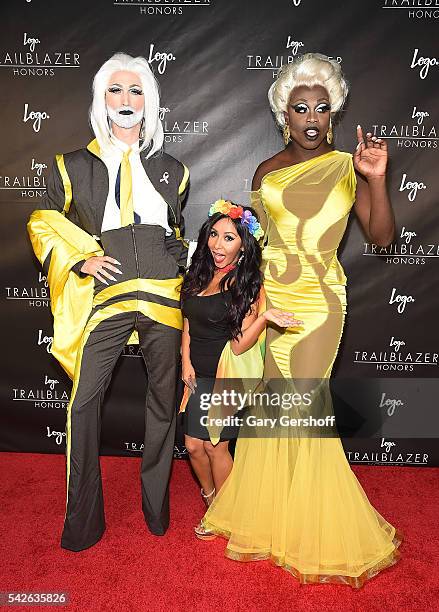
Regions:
[[230, 300, 263, 356], [252, 162, 270, 191], [353, 126, 395, 247], [231, 289, 302, 356], [251, 159, 284, 236], [181, 317, 191, 365], [181, 317, 196, 391]]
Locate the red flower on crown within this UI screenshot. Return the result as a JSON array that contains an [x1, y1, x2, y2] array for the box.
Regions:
[[228, 205, 244, 219]]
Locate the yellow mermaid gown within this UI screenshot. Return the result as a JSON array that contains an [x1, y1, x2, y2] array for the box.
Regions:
[[202, 151, 402, 587]]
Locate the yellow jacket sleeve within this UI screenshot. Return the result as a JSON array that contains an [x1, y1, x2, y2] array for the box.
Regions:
[[27, 209, 104, 379]]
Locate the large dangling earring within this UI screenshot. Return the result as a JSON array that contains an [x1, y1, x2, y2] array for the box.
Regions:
[[139, 117, 145, 141], [283, 124, 291, 146], [326, 117, 333, 145], [237, 251, 244, 265]]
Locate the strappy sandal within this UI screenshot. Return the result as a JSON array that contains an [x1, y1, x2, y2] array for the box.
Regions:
[[194, 487, 217, 540], [194, 520, 217, 541]]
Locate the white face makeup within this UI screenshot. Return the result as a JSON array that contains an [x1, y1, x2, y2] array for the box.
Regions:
[[106, 105, 144, 129], [105, 70, 145, 130]]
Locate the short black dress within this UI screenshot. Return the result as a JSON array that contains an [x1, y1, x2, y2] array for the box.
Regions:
[[182, 290, 239, 441]]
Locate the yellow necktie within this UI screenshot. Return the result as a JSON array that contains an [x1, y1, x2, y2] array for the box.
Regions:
[[120, 148, 134, 226]]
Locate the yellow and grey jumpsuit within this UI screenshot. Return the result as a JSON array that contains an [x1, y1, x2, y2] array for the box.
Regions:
[[31, 140, 189, 551]]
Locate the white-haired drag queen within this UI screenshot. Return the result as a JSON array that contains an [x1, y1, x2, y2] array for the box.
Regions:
[[202, 53, 402, 587], [28, 53, 189, 551]]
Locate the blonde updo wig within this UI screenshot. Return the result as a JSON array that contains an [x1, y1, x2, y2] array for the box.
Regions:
[[268, 53, 349, 128]]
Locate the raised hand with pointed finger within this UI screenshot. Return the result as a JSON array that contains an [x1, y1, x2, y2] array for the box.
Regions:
[[353, 124, 388, 179]]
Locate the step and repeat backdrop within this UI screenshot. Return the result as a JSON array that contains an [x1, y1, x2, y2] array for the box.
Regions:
[[1, 0, 438, 466]]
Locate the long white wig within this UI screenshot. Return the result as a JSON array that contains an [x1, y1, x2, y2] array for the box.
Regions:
[[268, 53, 349, 128], [89, 52, 163, 157]]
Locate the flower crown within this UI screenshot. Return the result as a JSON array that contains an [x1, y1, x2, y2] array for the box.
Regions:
[[208, 199, 264, 241]]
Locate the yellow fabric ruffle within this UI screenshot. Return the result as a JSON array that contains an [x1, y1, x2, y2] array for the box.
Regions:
[[28, 210, 103, 379]]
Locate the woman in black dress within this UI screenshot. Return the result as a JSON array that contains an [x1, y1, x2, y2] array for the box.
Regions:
[[180, 200, 299, 538]]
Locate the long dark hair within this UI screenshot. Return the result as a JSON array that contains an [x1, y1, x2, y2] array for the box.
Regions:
[[181, 207, 263, 340]]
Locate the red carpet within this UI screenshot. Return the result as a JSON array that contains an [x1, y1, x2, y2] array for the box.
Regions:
[[0, 453, 437, 611]]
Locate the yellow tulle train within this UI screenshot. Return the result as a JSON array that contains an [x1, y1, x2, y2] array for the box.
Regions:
[[202, 435, 402, 587]]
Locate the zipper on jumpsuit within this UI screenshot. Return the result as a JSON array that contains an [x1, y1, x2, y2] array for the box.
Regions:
[[130, 224, 140, 329]]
